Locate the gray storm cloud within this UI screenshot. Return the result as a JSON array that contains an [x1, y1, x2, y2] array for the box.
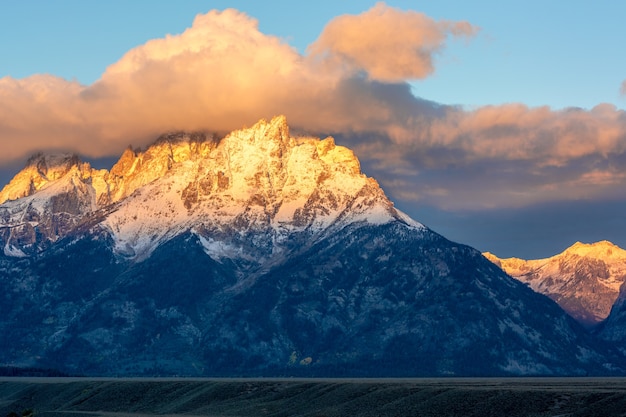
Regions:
[[0, 3, 625, 212]]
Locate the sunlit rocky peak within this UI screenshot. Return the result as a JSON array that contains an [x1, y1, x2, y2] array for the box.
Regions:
[[0, 116, 419, 260], [485, 240, 626, 327], [103, 115, 416, 260], [564, 240, 626, 259], [0, 152, 87, 203]]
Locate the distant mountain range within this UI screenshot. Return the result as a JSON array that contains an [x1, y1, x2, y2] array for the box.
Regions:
[[0, 116, 623, 376]]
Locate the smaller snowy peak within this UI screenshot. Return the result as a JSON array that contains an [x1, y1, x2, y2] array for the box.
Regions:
[[485, 241, 626, 327], [0, 152, 85, 204], [564, 240, 626, 259], [486, 241, 626, 271], [0, 163, 99, 256]]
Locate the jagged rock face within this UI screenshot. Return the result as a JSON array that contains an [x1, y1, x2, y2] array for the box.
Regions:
[[484, 241, 626, 328], [0, 164, 97, 256], [0, 116, 623, 376], [101, 132, 217, 205], [0, 153, 84, 203]]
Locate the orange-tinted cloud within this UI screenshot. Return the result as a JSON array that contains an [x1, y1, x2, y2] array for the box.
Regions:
[[1, 4, 626, 213], [322, 97, 626, 212], [81, 8, 311, 142], [349, 102, 626, 210], [0, 5, 471, 163], [0, 8, 310, 161], [428, 104, 626, 164], [307, 2, 478, 82]]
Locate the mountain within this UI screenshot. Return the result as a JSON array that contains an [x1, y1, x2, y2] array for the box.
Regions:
[[597, 259, 626, 348], [0, 116, 622, 376], [598, 285, 626, 351], [484, 241, 626, 328]]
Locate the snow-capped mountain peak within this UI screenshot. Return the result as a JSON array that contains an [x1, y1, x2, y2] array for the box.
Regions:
[[0, 161, 98, 256], [0, 116, 421, 261], [564, 240, 625, 260], [103, 115, 419, 260]]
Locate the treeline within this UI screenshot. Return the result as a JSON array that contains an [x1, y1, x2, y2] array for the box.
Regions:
[[0, 367, 71, 377]]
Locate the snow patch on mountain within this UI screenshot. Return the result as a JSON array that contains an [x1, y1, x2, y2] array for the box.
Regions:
[[3, 244, 27, 257]]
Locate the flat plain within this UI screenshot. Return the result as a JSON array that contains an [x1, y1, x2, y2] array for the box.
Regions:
[[1, 377, 626, 416]]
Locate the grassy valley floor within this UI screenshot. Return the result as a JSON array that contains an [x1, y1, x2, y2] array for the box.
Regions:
[[1, 377, 626, 417]]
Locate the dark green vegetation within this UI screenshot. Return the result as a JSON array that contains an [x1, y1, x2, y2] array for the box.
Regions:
[[1, 378, 626, 417], [1, 224, 621, 377], [0, 368, 69, 378]]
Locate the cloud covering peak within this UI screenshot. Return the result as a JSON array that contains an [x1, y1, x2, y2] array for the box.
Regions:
[[1, 2, 626, 215], [0, 4, 472, 161]]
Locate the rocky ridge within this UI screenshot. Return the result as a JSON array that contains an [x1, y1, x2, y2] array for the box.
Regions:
[[1, 116, 412, 260]]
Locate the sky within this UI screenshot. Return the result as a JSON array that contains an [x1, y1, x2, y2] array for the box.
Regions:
[[1, 0, 626, 259]]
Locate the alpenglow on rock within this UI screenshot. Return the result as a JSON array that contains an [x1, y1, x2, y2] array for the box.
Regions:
[[1, 116, 408, 260], [0, 116, 622, 376], [484, 241, 626, 328]]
